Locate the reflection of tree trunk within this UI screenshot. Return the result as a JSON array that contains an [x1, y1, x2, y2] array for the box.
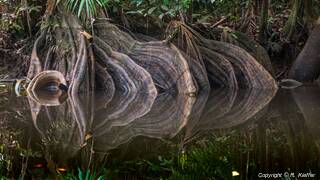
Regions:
[[292, 87, 320, 141], [69, 92, 87, 145], [292, 86, 320, 160], [289, 20, 320, 82], [276, 90, 308, 170]]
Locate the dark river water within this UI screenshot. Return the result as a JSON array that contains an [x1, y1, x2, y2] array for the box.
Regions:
[[0, 83, 319, 179]]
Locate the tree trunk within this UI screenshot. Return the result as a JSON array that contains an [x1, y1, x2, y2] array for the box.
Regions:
[[258, 0, 268, 46], [284, 0, 304, 41], [289, 19, 320, 82], [304, 0, 318, 28]]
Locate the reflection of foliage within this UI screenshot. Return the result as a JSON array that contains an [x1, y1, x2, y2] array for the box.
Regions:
[[103, 134, 239, 179], [1, 117, 320, 179], [173, 137, 235, 179], [0, 129, 20, 175], [43, 119, 73, 145], [98, 114, 320, 179]]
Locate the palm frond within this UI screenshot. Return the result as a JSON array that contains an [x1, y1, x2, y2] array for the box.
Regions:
[[64, 0, 108, 19], [166, 21, 205, 66]]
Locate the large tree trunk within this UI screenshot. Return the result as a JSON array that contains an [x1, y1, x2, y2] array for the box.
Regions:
[[289, 19, 320, 82], [26, 5, 277, 103]]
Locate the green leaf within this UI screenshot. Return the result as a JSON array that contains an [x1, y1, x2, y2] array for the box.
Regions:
[[160, 5, 169, 11], [65, 0, 109, 18], [85, 169, 90, 180], [85, 0, 90, 18], [78, 168, 83, 180], [147, 7, 157, 15], [126, 9, 144, 15], [77, 0, 85, 17]]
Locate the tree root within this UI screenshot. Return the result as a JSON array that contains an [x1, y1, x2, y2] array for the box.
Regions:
[[93, 19, 198, 95], [203, 40, 275, 88], [221, 30, 275, 77], [27, 11, 277, 105], [27, 29, 47, 79]]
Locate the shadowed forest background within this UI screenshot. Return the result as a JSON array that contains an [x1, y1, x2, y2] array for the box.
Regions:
[[0, 0, 320, 179]]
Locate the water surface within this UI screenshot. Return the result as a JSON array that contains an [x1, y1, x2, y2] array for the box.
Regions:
[[0, 84, 319, 179]]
